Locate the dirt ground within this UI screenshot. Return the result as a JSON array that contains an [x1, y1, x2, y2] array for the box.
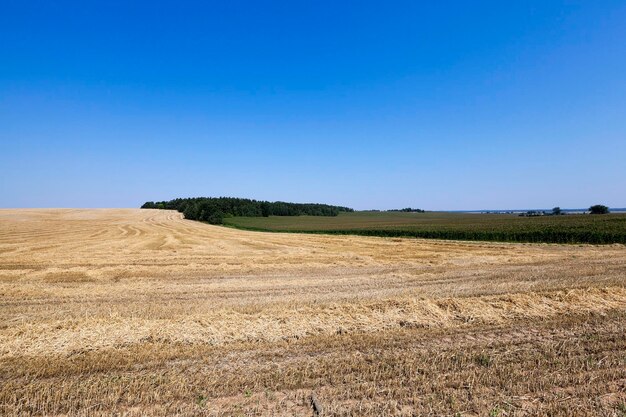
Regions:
[[1, 209, 625, 416]]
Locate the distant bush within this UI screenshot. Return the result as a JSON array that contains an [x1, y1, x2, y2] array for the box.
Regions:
[[589, 205, 610, 215], [141, 197, 353, 224]]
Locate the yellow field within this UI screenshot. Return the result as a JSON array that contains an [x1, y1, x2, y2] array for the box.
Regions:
[[1, 209, 625, 416]]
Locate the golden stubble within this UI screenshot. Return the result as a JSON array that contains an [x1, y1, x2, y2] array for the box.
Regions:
[[1, 209, 625, 416]]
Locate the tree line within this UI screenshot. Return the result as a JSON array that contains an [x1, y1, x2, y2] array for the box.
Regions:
[[520, 205, 611, 217], [387, 208, 425, 213], [141, 197, 353, 224]]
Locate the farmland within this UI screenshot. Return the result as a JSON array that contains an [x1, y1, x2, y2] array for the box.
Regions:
[[224, 211, 626, 244], [1, 209, 626, 416]]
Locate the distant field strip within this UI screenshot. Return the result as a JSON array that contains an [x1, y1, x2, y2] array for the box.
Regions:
[[224, 211, 626, 243], [1, 209, 625, 416]]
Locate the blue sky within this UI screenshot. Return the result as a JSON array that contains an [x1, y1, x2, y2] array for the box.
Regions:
[[1, 1, 625, 210]]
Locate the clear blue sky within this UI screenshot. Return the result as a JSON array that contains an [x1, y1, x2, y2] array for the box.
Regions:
[[1, 1, 625, 210]]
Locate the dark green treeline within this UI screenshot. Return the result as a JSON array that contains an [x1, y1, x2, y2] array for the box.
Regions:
[[141, 197, 353, 224]]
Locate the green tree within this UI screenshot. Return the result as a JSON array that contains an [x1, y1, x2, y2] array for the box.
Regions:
[[589, 204, 609, 214], [261, 202, 270, 217], [207, 210, 224, 225]]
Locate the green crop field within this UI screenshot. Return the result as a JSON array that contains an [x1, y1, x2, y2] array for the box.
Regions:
[[224, 211, 626, 244]]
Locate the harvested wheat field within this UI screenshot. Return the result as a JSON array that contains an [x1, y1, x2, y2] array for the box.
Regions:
[[1, 209, 625, 416]]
